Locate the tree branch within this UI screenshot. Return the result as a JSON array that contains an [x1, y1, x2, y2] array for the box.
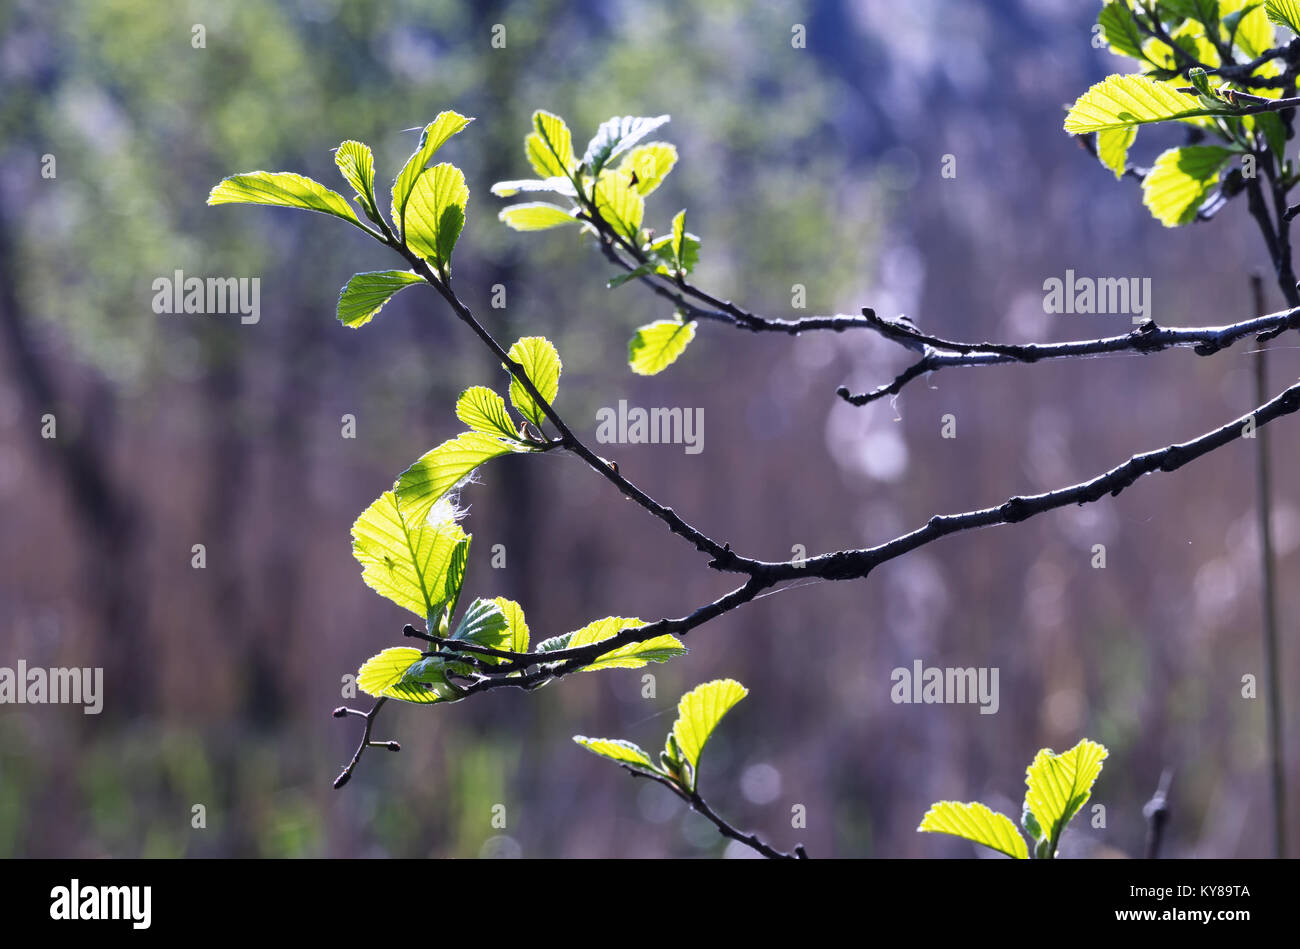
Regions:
[[399, 375, 1300, 697], [620, 765, 807, 859], [837, 305, 1300, 406], [332, 698, 395, 789]]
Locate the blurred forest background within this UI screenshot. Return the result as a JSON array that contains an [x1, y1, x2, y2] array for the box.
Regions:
[[1, 0, 1296, 858]]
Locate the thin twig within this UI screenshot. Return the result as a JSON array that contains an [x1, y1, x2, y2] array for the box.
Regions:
[[1143, 768, 1173, 859], [621, 765, 806, 859], [837, 305, 1300, 405], [333, 697, 394, 789]]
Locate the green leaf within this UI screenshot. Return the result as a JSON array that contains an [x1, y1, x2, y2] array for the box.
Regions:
[[335, 140, 379, 222], [506, 336, 562, 429], [647, 211, 701, 276], [526, 110, 577, 179], [607, 262, 660, 289], [1267, 0, 1300, 33], [593, 170, 646, 241], [628, 318, 696, 375], [918, 801, 1030, 860], [1164, 0, 1223, 29], [1023, 739, 1110, 856], [357, 646, 421, 693], [1223, 0, 1275, 56], [455, 386, 521, 440], [1064, 74, 1232, 133], [1021, 801, 1044, 844], [1096, 126, 1138, 179], [498, 202, 579, 231], [616, 142, 678, 195], [451, 597, 509, 647], [1186, 66, 1217, 100], [351, 491, 469, 626], [1142, 145, 1234, 225], [390, 111, 473, 235], [671, 209, 700, 274], [357, 646, 463, 704], [565, 616, 686, 672], [581, 115, 670, 176], [491, 597, 530, 655], [337, 270, 423, 328], [668, 679, 747, 790], [395, 431, 527, 526], [490, 177, 578, 198], [660, 733, 685, 777], [402, 163, 468, 275], [1252, 110, 1287, 158], [535, 632, 573, 654], [573, 737, 657, 771], [208, 171, 362, 227], [1097, 2, 1147, 59]]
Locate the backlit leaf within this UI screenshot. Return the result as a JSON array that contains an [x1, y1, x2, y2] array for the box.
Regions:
[[351, 492, 469, 626], [1024, 739, 1110, 856], [573, 737, 657, 770], [628, 319, 696, 375], [208, 171, 362, 228], [337, 270, 423, 328], [506, 336, 562, 429], [918, 801, 1029, 859]]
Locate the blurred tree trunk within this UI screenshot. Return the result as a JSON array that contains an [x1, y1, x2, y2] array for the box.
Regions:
[[0, 213, 147, 715]]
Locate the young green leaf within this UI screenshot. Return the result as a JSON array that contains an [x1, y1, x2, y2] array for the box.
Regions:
[[402, 163, 468, 276], [573, 737, 658, 771], [506, 336, 562, 429], [351, 492, 469, 627], [666, 680, 747, 790], [456, 386, 522, 440], [1096, 126, 1137, 179], [499, 202, 579, 231], [395, 431, 528, 526], [490, 177, 578, 198], [616, 142, 679, 195], [358, 646, 422, 694], [918, 801, 1029, 860], [565, 616, 687, 671], [1064, 74, 1230, 133], [1267, 0, 1300, 34], [391, 111, 473, 235], [1164, 0, 1225, 32], [208, 171, 363, 228], [628, 318, 696, 375], [335, 140, 379, 222], [534, 632, 573, 654], [1142, 145, 1234, 225], [660, 733, 687, 782], [1021, 801, 1044, 845], [526, 110, 577, 179], [357, 646, 463, 704], [671, 209, 700, 273], [491, 597, 530, 656], [647, 211, 701, 276], [1023, 739, 1110, 856], [450, 596, 506, 641], [1097, 2, 1147, 60], [1224, 0, 1275, 57], [582, 115, 671, 176], [593, 170, 646, 241], [1252, 110, 1287, 159], [607, 261, 660, 289], [337, 270, 423, 328]]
